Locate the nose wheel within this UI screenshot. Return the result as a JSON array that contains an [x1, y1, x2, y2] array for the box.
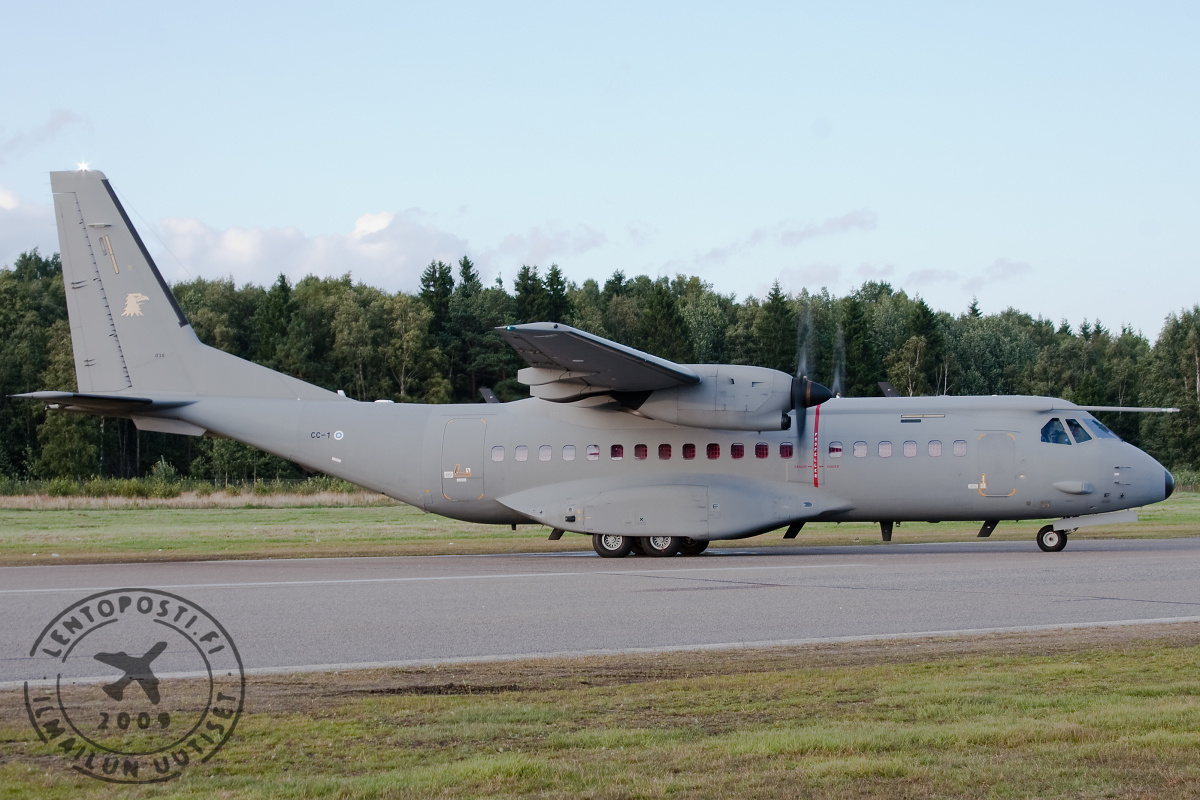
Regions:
[[1036, 525, 1068, 552]]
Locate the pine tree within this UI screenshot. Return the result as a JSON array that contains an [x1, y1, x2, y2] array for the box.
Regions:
[[753, 282, 797, 372]]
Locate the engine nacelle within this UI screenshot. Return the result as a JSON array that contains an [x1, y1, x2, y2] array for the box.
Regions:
[[635, 365, 796, 431]]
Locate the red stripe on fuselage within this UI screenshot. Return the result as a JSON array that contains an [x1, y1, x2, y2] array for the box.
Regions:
[[812, 405, 820, 487]]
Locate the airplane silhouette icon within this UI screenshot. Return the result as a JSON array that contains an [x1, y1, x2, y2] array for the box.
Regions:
[[93, 641, 167, 704]]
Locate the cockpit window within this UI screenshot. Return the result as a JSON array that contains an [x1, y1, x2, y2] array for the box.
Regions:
[[1085, 418, 1121, 440], [1066, 419, 1092, 443], [1040, 418, 1071, 445]]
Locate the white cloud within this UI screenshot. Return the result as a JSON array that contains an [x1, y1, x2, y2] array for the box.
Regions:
[[0, 110, 87, 163], [484, 223, 608, 268], [856, 263, 895, 280], [907, 268, 959, 285], [778, 210, 877, 246], [0, 185, 57, 268], [674, 210, 878, 273], [154, 210, 471, 291], [350, 211, 395, 239], [962, 258, 1032, 292]]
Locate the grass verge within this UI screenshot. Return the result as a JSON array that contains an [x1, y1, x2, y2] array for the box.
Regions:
[[0, 493, 1197, 567], [3, 624, 1200, 798]]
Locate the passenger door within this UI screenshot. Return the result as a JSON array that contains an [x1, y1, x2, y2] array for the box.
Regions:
[[976, 432, 1017, 497], [441, 418, 487, 501]]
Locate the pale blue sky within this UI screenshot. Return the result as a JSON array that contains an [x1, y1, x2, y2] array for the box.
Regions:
[[3, 2, 1197, 340]]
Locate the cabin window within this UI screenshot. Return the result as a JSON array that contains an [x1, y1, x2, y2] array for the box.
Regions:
[[780, 442, 794, 458], [731, 443, 745, 459], [1085, 418, 1121, 440], [1040, 418, 1071, 445], [853, 441, 867, 458], [586, 444, 600, 461], [659, 444, 672, 460], [928, 440, 942, 457], [635, 444, 648, 460], [683, 443, 696, 460], [755, 442, 769, 459], [903, 440, 917, 458], [539, 445, 552, 461], [828, 441, 843, 458], [515, 445, 529, 462], [491, 446, 504, 462], [610, 444, 623, 460], [878, 441, 893, 458], [1066, 419, 1092, 443], [707, 443, 720, 459], [953, 440, 967, 457], [563, 445, 576, 461]]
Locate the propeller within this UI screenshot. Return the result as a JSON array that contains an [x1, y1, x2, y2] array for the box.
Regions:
[[791, 375, 834, 440], [791, 303, 833, 443]]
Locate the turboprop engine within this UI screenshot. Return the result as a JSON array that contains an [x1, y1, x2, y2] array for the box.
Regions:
[[634, 365, 831, 431]]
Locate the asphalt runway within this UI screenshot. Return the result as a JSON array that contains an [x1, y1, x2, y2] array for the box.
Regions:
[[5, 537, 1200, 686]]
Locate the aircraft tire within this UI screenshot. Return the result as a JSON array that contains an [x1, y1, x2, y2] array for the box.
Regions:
[[1036, 525, 1068, 552], [677, 538, 710, 556], [641, 535, 682, 557], [593, 534, 633, 558], [628, 537, 648, 556]]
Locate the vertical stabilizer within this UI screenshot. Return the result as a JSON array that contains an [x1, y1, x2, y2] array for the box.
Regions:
[[52, 169, 196, 394], [50, 170, 339, 401]]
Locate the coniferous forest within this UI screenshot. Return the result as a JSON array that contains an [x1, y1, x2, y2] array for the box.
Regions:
[[2, 248, 1199, 482]]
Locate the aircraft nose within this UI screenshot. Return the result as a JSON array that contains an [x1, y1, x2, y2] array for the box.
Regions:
[[1165, 470, 1175, 500]]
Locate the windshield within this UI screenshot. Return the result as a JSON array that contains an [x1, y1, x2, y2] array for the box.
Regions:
[[1040, 418, 1071, 445], [1084, 417, 1122, 441]]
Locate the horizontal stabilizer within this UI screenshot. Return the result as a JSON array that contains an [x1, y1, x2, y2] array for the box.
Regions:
[[13, 391, 194, 415]]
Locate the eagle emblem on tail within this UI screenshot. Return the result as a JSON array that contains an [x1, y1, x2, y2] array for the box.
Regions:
[[122, 293, 150, 316]]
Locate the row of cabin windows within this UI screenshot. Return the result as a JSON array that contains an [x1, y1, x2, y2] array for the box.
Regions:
[[827, 439, 969, 459], [490, 442, 797, 462]]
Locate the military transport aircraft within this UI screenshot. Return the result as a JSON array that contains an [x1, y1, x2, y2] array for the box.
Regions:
[[19, 170, 1178, 558]]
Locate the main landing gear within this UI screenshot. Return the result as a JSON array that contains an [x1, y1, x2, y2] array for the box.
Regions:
[[591, 534, 709, 558], [1036, 524, 1070, 552]]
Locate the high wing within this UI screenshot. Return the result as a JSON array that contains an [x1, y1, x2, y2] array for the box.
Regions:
[[497, 322, 701, 402]]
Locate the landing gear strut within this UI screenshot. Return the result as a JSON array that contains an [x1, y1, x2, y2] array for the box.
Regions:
[[1036, 525, 1068, 552]]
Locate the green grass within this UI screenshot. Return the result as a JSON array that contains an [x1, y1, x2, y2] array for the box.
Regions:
[[1, 492, 1198, 566], [4, 627, 1200, 798]]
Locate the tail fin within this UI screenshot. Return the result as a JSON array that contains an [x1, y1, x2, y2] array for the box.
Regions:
[[50, 170, 335, 401]]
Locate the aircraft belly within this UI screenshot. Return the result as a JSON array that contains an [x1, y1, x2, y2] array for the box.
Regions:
[[585, 485, 709, 536], [496, 475, 853, 539]]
